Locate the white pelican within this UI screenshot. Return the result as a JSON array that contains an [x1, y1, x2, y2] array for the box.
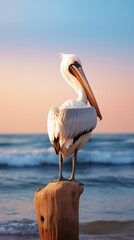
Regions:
[[47, 53, 102, 182]]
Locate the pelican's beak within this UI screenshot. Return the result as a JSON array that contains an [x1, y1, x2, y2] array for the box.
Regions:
[[69, 63, 102, 120]]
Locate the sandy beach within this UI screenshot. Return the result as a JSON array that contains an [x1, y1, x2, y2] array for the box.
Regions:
[[0, 235, 133, 240], [1, 220, 134, 240]]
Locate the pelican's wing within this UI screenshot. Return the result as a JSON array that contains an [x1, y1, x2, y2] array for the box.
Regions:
[[47, 107, 59, 142], [47, 107, 61, 154], [58, 106, 97, 145]]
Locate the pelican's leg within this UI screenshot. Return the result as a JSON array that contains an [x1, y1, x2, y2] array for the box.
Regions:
[[69, 150, 83, 185], [69, 150, 77, 181], [53, 153, 69, 182], [59, 153, 64, 180]]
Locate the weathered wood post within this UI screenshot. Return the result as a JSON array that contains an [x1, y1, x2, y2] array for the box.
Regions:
[[34, 181, 84, 240]]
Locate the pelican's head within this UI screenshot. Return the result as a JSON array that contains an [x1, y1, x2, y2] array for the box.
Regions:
[[60, 53, 102, 120]]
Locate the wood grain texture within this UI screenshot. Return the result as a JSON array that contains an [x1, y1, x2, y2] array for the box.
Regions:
[[34, 181, 84, 240]]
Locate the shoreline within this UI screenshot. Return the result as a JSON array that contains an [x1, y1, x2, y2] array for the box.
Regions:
[[0, 220, 134, 240], [0, 235, 133, 240]]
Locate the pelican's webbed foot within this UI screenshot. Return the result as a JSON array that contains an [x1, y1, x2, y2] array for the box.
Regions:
[[69, 177, 84, 186], [52, 176, 69, 183]]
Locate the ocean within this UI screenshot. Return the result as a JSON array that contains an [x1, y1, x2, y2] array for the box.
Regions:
[[0, 133, 134, 240]]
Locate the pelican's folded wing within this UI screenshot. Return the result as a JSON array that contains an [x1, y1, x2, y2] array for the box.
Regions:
[[58, 106, 97, 142], [47, 107, 59, 142]]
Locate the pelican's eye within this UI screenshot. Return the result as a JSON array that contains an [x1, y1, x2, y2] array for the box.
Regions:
[[73, 61, 81, 68]]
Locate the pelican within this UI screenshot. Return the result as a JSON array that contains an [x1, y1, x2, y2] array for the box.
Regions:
[[47, 53, 102, 182]]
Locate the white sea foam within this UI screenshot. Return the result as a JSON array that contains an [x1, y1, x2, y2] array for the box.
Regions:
[[78, 149, 134, 165], [0, 134, 134, 167], [0, 220, 38, 235], [0, 147, 57, 166], [125, 138, 134, 143], [0, 146, 134, 167]]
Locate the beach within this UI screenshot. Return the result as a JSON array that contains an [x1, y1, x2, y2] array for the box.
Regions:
[[0, 134, 134, 239]]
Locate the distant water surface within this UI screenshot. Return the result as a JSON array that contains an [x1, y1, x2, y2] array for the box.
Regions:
[[0, 134, 134, 239]]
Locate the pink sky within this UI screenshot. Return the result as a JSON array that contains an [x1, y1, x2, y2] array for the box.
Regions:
[[0, 1, 133, 133], [0, 48, 134, 133]]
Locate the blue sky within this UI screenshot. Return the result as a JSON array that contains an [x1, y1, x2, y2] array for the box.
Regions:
[[0, 0, 134, 133], [0, 0, 133, 52]]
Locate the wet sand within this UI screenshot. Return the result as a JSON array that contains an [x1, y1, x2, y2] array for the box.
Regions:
[[1, 220, 134, 240], [0, 220, 134, 240], [0, 235, 133, 240], [0, 237, 38, 240]]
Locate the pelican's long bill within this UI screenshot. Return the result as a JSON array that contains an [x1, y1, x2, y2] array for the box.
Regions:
[[69, 63, 102, 120]]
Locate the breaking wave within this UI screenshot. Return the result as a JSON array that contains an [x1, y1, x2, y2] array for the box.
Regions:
[[0, 134, 134, 167], [0, 219, 134, 236]]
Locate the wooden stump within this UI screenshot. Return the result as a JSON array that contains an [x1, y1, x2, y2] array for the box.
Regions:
[[34, 181, 84, 240]]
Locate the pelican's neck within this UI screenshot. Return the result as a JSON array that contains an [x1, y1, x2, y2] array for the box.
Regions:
[[61, 65, 87, 104], [74, 80, 87, 104]]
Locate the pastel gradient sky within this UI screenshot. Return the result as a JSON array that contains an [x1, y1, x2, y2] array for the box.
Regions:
[[0, 0, 134, 133]]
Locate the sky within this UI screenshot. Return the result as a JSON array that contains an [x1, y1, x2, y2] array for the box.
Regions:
[[0, 0, 134, 133]]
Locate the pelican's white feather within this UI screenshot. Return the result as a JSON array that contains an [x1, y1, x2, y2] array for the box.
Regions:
[[47, 53, 102, 156], [60, 100, 86, 109], [47, 107, 59, 143], [47, 106, 97, 149]]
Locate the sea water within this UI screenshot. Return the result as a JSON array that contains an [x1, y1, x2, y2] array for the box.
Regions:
[[0, 134, 134, 238]]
